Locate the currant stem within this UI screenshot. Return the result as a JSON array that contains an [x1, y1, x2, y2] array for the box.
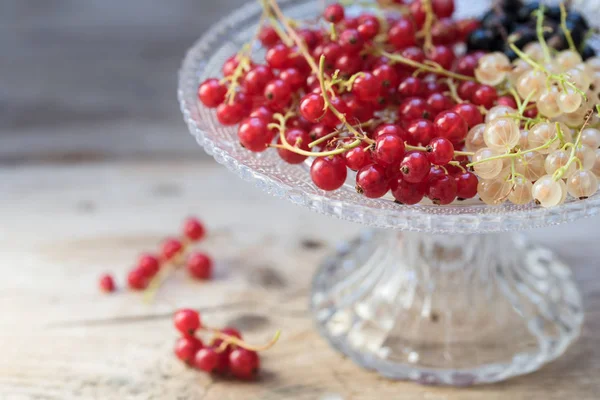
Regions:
[[554, 109, 593, 180], [209, 329, 282, 352], [467, 137, 559, 167], [380, 50, 476, 82], [421, 0, 435, 53], [559, 3, 577, 53], [535, 6, 552, 64]]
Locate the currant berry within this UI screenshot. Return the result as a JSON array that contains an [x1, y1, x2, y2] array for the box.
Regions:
[[426, 137, 454, 165], [343, 145, 371, 171], [277, 128, 310, 164], [99, 274, 115, 293], [357, 18, 380, 40], [162, 238, 183, 260], [174, 336, 202, 364], [238, 117, 273, 152], [398, 76, 425, 98], [324, 3, 345, 23], [264, 79, 292, 108], [398, 97, 432, 121], [471, 84, 498, 109], [409, 1, 427, 29], [339, 29, 364, 54], [388, 18, 416, 50], [242, 65, 274, 96], [455, 54, 478, 77], [259, 25, 279, 47], [137, 254, 160, 277], [198, 79, 227, 108], [249, 106, 274, 122], [426, 93, 454, 115], [229, 348, 260, 380], [405, 119, 435, 146], [266, 44, 291, 69], [431, 19, 458, 45], [452, 103, 483, 128], [335, 53, 362, 75], [433, 111, 468, 143], [432, 0, 455, 18], [373, 133, 406, 167], [173, 309, 201, 336], [352, 72, 380, 102], [400, 151, 431, 183], [343, 93, 375, 122], [496, 96, 518, 109], [428, 45, 455, 70], [373, 64, 399, 89], [391, 178, 425, 205], [300, 93, 325, 123], [356, 164, 390, 198], [279, 68, 304, 91], [127, 268, 149, 290], [311, 156, 347, 191], [216, 93, 251, 126], [187, 252, 213, 280], [183, 217, 205, 242], [457, 81, 479, 101], [372, 123, 405, 140], [455, 171, 478, 199], [427, 174, 458, 205], [194, 347, 229, 374]]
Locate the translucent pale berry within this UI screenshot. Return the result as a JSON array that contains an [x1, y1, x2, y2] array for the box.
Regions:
[[528, 122, 560, 154], [483, 118, 520, 151], [532, 175, 564, 207], [516, 151, 546, 181], [508, 176, 533, 205], [472, 148, 503, 180], [465, 124, 486, 152], [537, 87, 561, 118], [475, 52, 511, 86], [581, 128, 600, 149], [478, 178, 511, 206], [516, 70, 545, 101], [545, 149, 576, 177], [557, 88, 583, 114], [485, 105, 515, 123]]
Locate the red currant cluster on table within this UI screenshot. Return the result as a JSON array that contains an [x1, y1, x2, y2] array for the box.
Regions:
[[98, 217, 213, 293], [197, 0, 600, 208], [173, 308, 279, 380]]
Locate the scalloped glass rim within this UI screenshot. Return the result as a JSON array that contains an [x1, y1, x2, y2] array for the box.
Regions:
[[178, 0, 600, 234]]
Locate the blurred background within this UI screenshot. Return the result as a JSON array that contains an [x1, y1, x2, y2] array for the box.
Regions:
[[1, 0, 250, 163]]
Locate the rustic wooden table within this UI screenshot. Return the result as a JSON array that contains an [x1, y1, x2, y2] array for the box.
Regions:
[[1, 1, 599, 399]]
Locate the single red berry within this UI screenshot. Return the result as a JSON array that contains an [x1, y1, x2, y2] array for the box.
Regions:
[[320, 97, 350, 127], [279, 68, 304, 91], [431, 18, 457, 45], [194, 347, 228, 374], [432, 0, 455, 18], [344, 17, 360, 29], [455, 171, 479, 199], [410, 0, 427, 28], [398, 47, 426, 73], [264, 79, 292, 108], [426, 137, 454, 165], [405, 119, 436, 146], [238, 117, 273, 152], [433, 111, 468, 143], [426, 93, 454, 115], [457, 81, 479, 101], [298, 28, 320, 49], [398, 76, 424, 98], [335, 53, 362, 76], [308, 124, 329, 143], [372, 123, 406, 141], [99, 274, 115, 293], [183, 217, 205, 242], [357, 18, 379, 40], [216, 93, 251, 126], [212, 327, 243, 351], [137, 254, 160, 277], [174, 336, 202, 364], [452, 103, 483, 128], [249, 106, 274, 122], [162, 238, 183, 260], [399, 97, 432, 121], [173, 309, 201, 336], [127, 268, 149, 290], [277, 128, 310, 164], [400, 151, 431, 183], [258, 25, 279, 47], [266, 44, 291, 69], [373, 64, 399, 90], [427, 174, 457, 205], [242, 65, 274, 96], [497, 96, 518, 109], [222, 55, 240, 77], [339, 29, 364, 54], [388, 18, 416, 49], [356, 164, 390, 198], [524, 107, 538, 118], [455, 54, 478, 77], [343, 93, 375, 123], [311, 156, 347, 191], [186, 252, 213, 280], [374, 133, 406, 167], [428, 45, 455, 70], [471, 85, 498, 109], [343, 145, 371, 171], [351, 72, 379, 102], [300, 93, 325, 123], [229, 348, 260, 380], [391, 178, 426, 205], [198, 79, 227, 108], [324, 3, 345, 23], [321, 43, 343, 68]]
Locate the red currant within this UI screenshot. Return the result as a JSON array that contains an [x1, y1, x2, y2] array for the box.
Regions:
[[229, 348, 260, 380], [400, 151, 431, 183], [311, 156, 348, 191], [352, 72, 380, 102], [391, 178, 426, 205], [405, 119, 436, 146], [259, 25, 279, 47], [497, 96, 518, 109], [266, 44, 291, 69], [339, 29, 364, 54], [243, 65, 274, 96], [99, 274, 115, 293], [335, 53, 362, 75], [194, 347, 228, 374], [300, 93, 325, 123], [471, 85, 498, 109], [426, 137, 454, 165], [398, 97, 432, 121], [373, 64, 399, 90], [137, 254, 160, 277], [173, 309, 201, 336], [456, 18, 480, 41], [308, 124, 329, 143], [321, 43, 343, 68], [398, 47, 425, 73], [238, 117, 273, 152], [174, 336, 202, 364], [427, 174, 457, 205], [455, 54, 478, 77], [357, 18, 379, 40], [198, 79, 227, 108], [433, 111, 468, 143], [372, 123, 406, 140], [356, 164, 390, 198], [457, 81, 479, 101], [398, 76, 424, 98], [452, 103, 483, 128], [187, 252, 213, 280], [127, 268, 149, 290], [431, 18, 457, 45], [388, 18, 416, 49], [343, 145, 371, 171], [374, 133, 406, 167], [222, 55, 240, 77], [428, 45, 455, 70], [280, 68, 304, 91], [343, 93, 375, 123], [264, 79, 292, 108], [277, 128, 310, 164], [324, 3, 345, 23], [249, 106, 274, 122], [162, 238, 183, 260], [432, 0, 455, 18], [216, 93, 251, 126], [455, 171, 478, 199], [426, 93, 454, 115], [410, 1, 427, 28], [183, 217, 205, 242]]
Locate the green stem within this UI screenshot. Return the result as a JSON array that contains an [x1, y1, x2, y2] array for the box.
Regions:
[[560, 3, 577, 53], [467, 137, 559, 167], [381, 51, 476, 82], [535, 5, 552, 63]]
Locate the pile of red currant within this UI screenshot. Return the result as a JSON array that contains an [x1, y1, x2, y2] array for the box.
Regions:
[[99, 217, 213, 293], [173, 308, 279, 380], [197, 0, 600, 208]]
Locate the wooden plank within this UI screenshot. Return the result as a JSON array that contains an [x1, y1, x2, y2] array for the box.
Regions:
[[0, 160, 599, 399]]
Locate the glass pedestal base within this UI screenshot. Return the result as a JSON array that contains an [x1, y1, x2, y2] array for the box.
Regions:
[[311, 231, 583, 385]]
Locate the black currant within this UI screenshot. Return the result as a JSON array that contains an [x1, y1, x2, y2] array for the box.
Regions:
[[582, 44, 596, 60], [467, 29, 502, 52]]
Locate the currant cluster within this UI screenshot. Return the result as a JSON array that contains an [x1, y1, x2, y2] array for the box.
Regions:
[[468, 0, 596, 60], [196, 0, 600, 209], [98, 217, 213, 293], [173, 308, 279, 380]]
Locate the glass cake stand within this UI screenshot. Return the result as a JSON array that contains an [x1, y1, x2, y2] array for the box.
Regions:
[[179, 0, 600, 385]]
